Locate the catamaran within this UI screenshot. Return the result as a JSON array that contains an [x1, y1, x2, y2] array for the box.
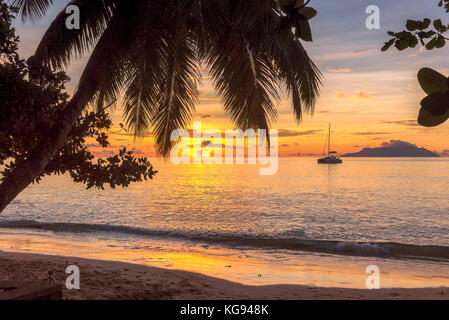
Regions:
[[318, 124, 343, 164]]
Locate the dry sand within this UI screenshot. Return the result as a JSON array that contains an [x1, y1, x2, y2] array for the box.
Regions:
[[0, 251, 448, 300]]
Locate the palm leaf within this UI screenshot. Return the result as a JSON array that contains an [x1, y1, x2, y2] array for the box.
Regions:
[[32, 0, 116, 69], [9, 0, 54, 22], [206, 29, 279, 132], [122, 2, 168, 138], [257, 4, 322, 122], [151, 29, 201, 157], [274, 39, 322, 122], [67, 1, 143, 112]]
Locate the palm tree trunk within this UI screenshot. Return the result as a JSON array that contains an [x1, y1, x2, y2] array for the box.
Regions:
[[0, 90, 92, 213]]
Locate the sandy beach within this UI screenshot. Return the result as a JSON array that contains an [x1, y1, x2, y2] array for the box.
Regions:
[[0, 251, 448, 300]]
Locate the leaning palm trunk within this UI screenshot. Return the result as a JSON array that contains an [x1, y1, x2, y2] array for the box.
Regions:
[[0, 91, 91, 212]]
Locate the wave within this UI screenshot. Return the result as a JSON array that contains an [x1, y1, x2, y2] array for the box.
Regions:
[[1, 220, 449, 261]]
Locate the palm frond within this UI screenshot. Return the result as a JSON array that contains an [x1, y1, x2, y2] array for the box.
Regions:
[[260, 3, 322, 122], [9, 0, 53, 22], [32, 0, 116, 69], [122, 2, 166, 138], [206, 29, 279, 132], [275, 39, 322, 122], [180, 0, 229, 58], [24, 0, 322, 159], [69, 1, 143, 111], [123, 74, 155, 137], [151, 30, 201, 157]]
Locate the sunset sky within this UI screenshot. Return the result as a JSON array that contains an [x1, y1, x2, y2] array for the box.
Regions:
[[13, 0, 449, 157]]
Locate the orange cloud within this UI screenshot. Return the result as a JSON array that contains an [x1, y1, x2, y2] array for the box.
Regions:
[[380, 120, 419, 127], [335, 91, 372, 101], [324, 49, 369, 61], [328, 68, 352, 73], [350, 49, 369, 55], [356, 91, 371, 99], [335, 92, 346, 99]]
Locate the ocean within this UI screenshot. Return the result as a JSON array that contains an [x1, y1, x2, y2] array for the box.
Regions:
[[1, 158, 449, 288]]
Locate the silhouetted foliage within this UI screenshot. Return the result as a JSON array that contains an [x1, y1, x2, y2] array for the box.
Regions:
[[0, 2, 157, 189], [0, 0, 321, 213], [9, 0, 321, 157], [383, 0, 449, 127]]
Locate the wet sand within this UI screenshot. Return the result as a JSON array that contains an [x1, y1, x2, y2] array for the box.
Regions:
[[0, 251, 448, 300]]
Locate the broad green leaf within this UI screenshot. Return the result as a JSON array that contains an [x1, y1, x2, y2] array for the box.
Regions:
[[381, 39, 395, 51], [420, 18, 431, 29], [420, 92, 449, 116], [436, 36, 446, 48], [417, 67, 448, 95], [434, 19, 443, 30], [418, 107, 449, 127], [426, 37, 437, 50], [406, 20, 418, 31], [395, 39, 409, 50], [409, 36, 419, 48], [297, 19, 312, 42], [298, 7, 317, 20], [424, 30, 437, 38]]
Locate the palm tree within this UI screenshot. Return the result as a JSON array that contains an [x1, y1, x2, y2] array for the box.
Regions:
[[0, 0, 321, 212]]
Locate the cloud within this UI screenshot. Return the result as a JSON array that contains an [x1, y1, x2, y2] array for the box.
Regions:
[[328, 68, 352, 73], [356, 92, 371, 99], [335, 92, 346, 99], [202, 140, 212, 147], [84, 143, 100, 148], [380, 120, 419, 127], [114, 132, 152, 138], [197, 91, 223, 104], [351, 49, 369, 55], [195, 113, 212, 119], [381, 140, 417, 148], [131, 148, 145, 155], [352, 131, 392, 136], [280, 144, 290, 147], [90, 150, 115, 157], [335, 91, 371, 101], [277, 129, 322, 137], [323, 49, 369, 61]]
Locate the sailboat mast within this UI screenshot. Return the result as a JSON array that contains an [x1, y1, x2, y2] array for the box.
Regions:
[[328, 123, 331, 155]]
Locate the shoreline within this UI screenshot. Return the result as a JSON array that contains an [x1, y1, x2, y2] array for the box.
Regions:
[[1, 251, 448, 300]]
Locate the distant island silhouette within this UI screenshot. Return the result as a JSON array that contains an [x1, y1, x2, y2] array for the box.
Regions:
[[342, 140, 440, 157]]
